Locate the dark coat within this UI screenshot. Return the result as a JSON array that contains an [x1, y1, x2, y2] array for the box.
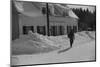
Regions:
[[68, 30, 75, 39]]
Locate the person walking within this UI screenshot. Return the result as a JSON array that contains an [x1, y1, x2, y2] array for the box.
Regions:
[[68, 29, 75, 48], [58, 29, 75, 53]]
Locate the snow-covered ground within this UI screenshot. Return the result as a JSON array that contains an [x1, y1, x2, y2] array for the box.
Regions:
[[11, 31, 95, 65]]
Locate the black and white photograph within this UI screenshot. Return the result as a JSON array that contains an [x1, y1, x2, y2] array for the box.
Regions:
[[11, 0, 96, 66]]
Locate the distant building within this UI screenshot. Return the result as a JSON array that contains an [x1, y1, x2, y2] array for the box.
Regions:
[[12, 1, 79, 39]]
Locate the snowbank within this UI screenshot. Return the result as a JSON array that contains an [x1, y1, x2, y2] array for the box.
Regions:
[[12, 31, 95, 55], [11, 31, 95, 65]]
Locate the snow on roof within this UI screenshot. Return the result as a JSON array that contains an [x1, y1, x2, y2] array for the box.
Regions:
[[14, 1, 24, 12], [68, 9, 79, 19], [14, 1, 79, 19], [14, 1, 43, 17], [54, 4, 79, 19]]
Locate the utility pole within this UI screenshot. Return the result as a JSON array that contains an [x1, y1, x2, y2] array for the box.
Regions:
[[46, 3, 50, 36]]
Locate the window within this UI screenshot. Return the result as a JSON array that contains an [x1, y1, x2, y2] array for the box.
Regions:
[[73, 26, 77, 33], [62, 11, 68, 17], [23, 26, 34, 34], [41, 6, 51, 15], [67, 26, 72, 34], [42, 7, 47, 15], [50, 26, 58, 36], [59, 26, 65, 35], [37, 26, 46, 35], [50, 25, 65, 36]]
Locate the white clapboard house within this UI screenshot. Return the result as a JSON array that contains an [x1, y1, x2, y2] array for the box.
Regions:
[[13, 1, 79, 38]]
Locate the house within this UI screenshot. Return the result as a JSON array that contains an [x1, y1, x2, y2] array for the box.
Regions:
[[12, 1, 79, 40]]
